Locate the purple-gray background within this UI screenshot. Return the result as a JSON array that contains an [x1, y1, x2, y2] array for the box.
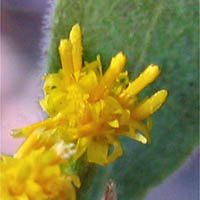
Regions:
[[1, 1, 199, 199]]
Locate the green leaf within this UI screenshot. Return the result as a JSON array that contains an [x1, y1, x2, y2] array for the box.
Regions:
[[44, 0, 198, 199]]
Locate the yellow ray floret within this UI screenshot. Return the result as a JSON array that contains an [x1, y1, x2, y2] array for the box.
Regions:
[[13, 24, 168, 165], [120, 64, 160, 99], [70, 24, 82, 73], [0, 139, 80, 200], [89, 52, 126, 102], [132, 90, 168, 120], [59, 40, 74, 84]]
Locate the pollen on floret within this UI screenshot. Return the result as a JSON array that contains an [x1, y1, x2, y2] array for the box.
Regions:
[[53, 141, 76, 159]]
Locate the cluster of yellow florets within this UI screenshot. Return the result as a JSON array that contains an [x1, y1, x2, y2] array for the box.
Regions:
[[14, 24, 167, 165], [1, 128, 80, 200], [1, 24, 167, 199]]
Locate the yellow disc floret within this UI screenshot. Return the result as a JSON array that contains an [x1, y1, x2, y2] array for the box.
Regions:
[[13, 24, 168, 165]]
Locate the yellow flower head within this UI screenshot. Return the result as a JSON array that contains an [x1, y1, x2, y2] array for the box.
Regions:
[[0, 135, 80, 200], [14, 24, 167, 165]]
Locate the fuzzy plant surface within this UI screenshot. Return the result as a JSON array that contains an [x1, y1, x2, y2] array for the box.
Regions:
[[43, 0, 199, 199]]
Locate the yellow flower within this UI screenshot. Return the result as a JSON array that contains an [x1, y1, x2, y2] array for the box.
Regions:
[[13, 24, 168, 165], [0, 133, 80, 200]]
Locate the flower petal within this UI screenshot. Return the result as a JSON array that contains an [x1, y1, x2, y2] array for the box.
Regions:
[[59, 39, 74, 84], [89, 52, 126, 102], [70, 24, 83, 73], [132, 90, 168, 120], [87, 140, 108, 165], [120, 64, 160, 99]]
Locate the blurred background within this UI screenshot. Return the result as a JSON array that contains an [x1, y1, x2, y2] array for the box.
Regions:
[[0, 0, 199, 199]]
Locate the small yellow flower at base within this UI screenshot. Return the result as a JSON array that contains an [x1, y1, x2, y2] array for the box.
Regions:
[[13, 24, 168, 165], [0, 140, 80, 200]]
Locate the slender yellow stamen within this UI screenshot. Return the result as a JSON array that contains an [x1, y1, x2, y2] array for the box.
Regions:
[[89, 52, 126, 102], [13, 114, 64, 137], [14, 131, 41, 158], [14, 129, 54, 159], [120, 64, 160, 99], [131, 90, 168, 120], [70, 24, 82, 73], [59, 39, 74, 84]]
